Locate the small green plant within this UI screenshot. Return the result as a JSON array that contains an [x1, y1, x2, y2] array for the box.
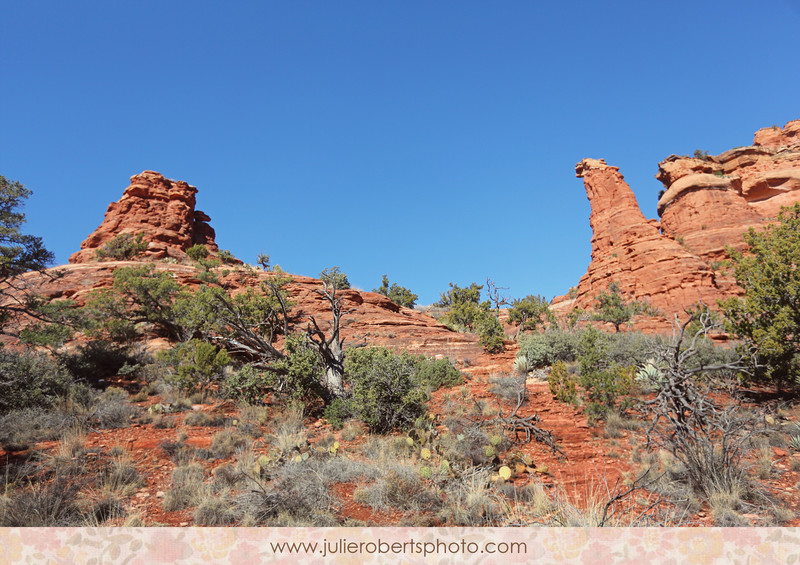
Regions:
[[373, 275, 418, 308], [577, 328, 636, 422], [159, 339, 231, 391], [323, 398, 352, 430], [513, 354, 530, 375], [319, 266, 350, 290], [95, 232, 147, 260], [186, 244, 210, 261], [548, 360, 578, 404]]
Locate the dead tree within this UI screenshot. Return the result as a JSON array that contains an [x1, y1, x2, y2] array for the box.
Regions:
[[486, 277, 510, 315], [306, 279, 348, 401], [639, 307, 760, 497]]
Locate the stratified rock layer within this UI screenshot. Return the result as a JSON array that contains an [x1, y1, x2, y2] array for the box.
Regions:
[[553, 159, 731, 326], [69, 171, 221, 263], [553, 120, 800, 331], [10, 263, 496, 373]]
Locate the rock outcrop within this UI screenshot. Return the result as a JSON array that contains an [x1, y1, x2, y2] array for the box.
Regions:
[[553, 120, 800, 331], [11, 262, 495, 372], [24, 170, 501, 375], [551, 159, 733, 326], [69, 171, 222, 263]]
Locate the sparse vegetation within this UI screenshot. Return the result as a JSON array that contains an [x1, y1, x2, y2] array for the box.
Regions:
[[95, 232, 147, 261], [374, 274, 418, 308]]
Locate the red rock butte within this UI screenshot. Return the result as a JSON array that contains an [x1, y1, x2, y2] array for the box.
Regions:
[[552, 119, 800, 330], [69, 171, 221, 264]]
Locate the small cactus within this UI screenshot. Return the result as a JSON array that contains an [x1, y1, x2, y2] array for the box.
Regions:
[[420, 466, 433, 479], [420, 447, 432, 461], [498, 466, 512, 481]]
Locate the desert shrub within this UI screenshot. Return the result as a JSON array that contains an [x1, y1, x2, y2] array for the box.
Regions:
[[0, 473, 88, 526], [354, 465, 442, 513], [183, 411, 225, 427], [60, 340, 140, 385], [0, 407, 80, 452], [209, 428, 248, 459], [93, 387, 139, 428], [323, 398, 352, 430], [194, 497, 238, 526], [415, 357, 463, 390], [319, 266, 350, 290], [577, 328, 636, 421], [159, 339, 231, 391], [95, 232, 147, 261], [604, 331, 664, 367], [237, 460, 334, 524], [0, 350, 73, 414], [548, 360, 578, 404], [374, 275, 418, 308], [270, 333, 327, 402], [223, 365, 272, 404], [489, 374, 527, 402], [436, 282, 505, 353], [186, 244, 210, 261], [517, 328, 581, 368], [103, 456, 144, 495], [163, 463, 208, 512], [516, 333, 553, 367], [477, 314, 505, 353], [344, 346, 429, 433], [438, 469, 503, 526]]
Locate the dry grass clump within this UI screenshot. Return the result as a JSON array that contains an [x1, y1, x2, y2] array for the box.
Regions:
[[0, 407, 80, 452], [183, 411, 226, 427], [353, 464, 442, 515], [236, 459, 336, 526], [269, 404, 308, 452], [0, 473, 88, 526], [209, 428, 248, 459], [437, 468, 503, 526], [194, 497, 238, 526], [488, 374, 527, 402], [340, 420, 365, 442], [603, 411, 643, 439], [162, 463, 208, 512], [92, 387, 139, 429], [103, 452, 144, 496]]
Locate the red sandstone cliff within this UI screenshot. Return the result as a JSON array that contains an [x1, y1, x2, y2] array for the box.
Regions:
[[553, 120, 800, 330]]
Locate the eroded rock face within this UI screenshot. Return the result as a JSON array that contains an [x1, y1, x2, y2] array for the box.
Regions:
[[554, 120, 800, 331], [9, 262, 492, 372], [552, 159, 731, 325], [69, 171, 221, 263]]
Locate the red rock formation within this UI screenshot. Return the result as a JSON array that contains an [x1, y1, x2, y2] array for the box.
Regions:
[[554, 120, 800, 332], [551, 160, 730, 326], [69, 171, 222, 263], [8, 262, 492, 371]]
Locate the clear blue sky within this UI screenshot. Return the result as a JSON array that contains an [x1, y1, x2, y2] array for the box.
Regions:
[[3, 1, 799, 305]]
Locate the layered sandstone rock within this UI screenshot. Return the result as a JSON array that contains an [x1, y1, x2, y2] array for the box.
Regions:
[[26, 167, 496, 371], [554, 120, 800, 331], [69, 171, 222, 263], [10, 262, 493, 371], [552, 159, 731, 325]]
